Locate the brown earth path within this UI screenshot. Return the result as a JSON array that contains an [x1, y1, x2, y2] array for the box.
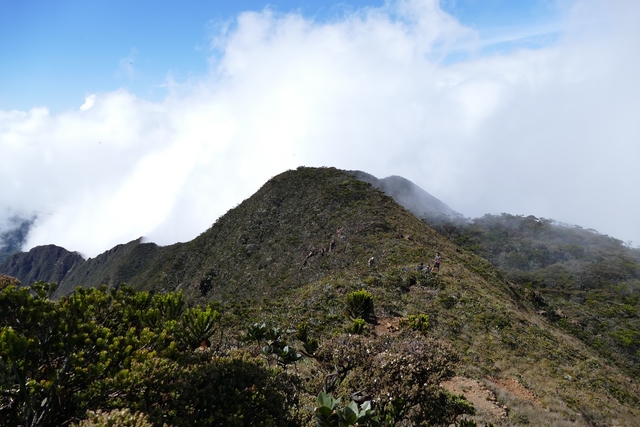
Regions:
[[441, 376, 542, 424]]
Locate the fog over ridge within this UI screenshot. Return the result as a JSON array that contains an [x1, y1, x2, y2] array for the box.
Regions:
[[1, 0, 639, 257]]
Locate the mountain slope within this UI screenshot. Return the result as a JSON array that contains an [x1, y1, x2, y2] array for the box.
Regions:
[[0, 244, 83, 285], [1, 166, 639, 425], [56, 167, 450, 303], [428, 213, 640, 378], [349, 170, 461, 220], [1, 168, 456, 296]]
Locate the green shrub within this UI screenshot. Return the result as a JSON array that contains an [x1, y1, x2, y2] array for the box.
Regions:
[[400, 314, 430, 334], [439, 294, 458, 309], [178, 305, 220, 350], [314, 391, 379, 427], [345, 290, 374, 321], [297, 322, 319, 356], [349, 318, 366, 334], [94, 351, 298, 427]]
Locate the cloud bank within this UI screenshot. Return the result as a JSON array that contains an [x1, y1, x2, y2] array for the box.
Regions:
[[1, 0, 639, 257]]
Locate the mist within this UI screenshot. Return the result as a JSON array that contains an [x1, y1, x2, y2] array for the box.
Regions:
[[1, 0, 639, 257]]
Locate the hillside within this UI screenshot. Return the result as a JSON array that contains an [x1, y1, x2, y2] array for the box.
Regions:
[[1, 168, 457, 301], [0, 244, 83, 285], [1, 167, 639, 426], [427, 214, 640, 377]]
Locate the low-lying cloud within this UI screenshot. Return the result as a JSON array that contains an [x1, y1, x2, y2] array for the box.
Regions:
[[1, 0, 639, 257]]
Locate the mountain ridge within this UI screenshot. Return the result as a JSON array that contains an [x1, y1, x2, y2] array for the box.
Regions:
[[1, 166, 639, 425], [1, 168, 458, 297]]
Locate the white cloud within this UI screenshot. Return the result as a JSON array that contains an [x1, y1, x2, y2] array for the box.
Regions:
[[1, 0, 639, 257]]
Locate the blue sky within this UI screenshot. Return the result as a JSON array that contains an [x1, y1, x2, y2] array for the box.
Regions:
[[1, 0, 564, 113], [1, 0, 640, 257]]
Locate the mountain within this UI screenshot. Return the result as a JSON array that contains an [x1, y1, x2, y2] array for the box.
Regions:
[[0, 244, 83, 286], [1, 166, 639, 425], [0, 216, 33, 264], [52, 167, 450, 301], [1, 169, 458, 299], [348, 170, 461, 220]]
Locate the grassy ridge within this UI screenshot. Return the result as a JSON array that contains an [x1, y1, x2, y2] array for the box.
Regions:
[[2, 166, 639, 425]]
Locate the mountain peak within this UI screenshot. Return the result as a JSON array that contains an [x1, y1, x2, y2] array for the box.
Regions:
[[348, 170, 461, 220]]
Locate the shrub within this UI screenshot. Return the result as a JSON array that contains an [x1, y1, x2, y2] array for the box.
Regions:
[[438, 294, 458, 309], [297, 322, 319, 356], [314, 391, 379, 427], [400, 314, 430, 334], [314, 333, 474, 426], [345, 290, 374, 321], [93, 351, 299, 427], [349, 318, 366, 334]]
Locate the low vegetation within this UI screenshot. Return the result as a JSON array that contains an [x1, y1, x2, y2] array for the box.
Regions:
[[427, 213, 640, 378], [0, 281, 475, 426]]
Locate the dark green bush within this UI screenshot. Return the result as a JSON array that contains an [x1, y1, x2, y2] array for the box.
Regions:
[[400, 314, 430, 334], [94, 351, 299, 427], [345, 290, 374, 321]]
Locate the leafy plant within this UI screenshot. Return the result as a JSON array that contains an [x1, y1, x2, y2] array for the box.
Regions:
[[297, 322, 319, 356], [314, 391, 379, 427], [244, 322, 268, 342], [178, 305, 221, 350], [345, 290, 374, 321], [349, 318, 366, 334], [400, 314, 430, 334]]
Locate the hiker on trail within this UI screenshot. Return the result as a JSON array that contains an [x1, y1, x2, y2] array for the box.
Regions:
[[433, 252, 442, 271], [417, 262, 424, 272], [425, 264, 432, 274]]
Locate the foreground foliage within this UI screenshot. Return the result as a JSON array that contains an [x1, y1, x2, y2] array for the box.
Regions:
[[0, 280, 473, 426], [0, 282, 296, 426]]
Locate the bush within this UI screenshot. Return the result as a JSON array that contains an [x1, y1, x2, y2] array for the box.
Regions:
[[297, 322, 319, 356], [345, 290, 374, 321], [349, 318, 366, 334], [400, 314, 430, 334], [314, 333, 474, 426], [93, 351, 299, 427]]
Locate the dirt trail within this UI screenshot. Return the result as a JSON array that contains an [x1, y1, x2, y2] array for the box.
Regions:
[[442, 376, 541, 423]]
